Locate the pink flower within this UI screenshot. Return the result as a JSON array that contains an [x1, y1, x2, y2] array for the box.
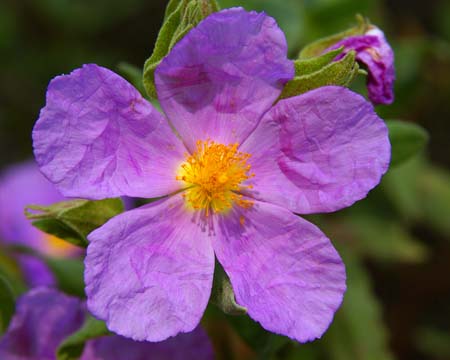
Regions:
[[32, 8, 390, 342]]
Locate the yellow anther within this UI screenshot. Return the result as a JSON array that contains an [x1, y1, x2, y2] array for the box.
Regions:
[[176, 139, 253, 214], [218, 174, 228, 184]]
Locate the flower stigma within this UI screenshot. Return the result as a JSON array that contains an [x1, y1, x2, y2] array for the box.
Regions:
[[176, 139, 254, 216]]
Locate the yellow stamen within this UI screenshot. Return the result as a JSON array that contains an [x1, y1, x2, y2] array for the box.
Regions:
[[176, 139, 254, 215]]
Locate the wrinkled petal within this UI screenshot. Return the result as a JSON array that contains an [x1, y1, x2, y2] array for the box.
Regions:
[[85, 195, 215, 341], [33, 64, 186, 200], [0, 288, 84, 360], [155, 8, 294, 151], [81, 326, 214, 360], [0, 161, 64, 250], [212, 199, 346, 342], [241, 86, 390, 214], [330, 27, 395, 105]]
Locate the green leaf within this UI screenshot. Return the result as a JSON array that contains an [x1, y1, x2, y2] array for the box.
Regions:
[[418, 165, 450, 236], [164, 0, 183, 19], [299, 14, 369, 59], [210, 261, 247, 315], [381, 156, 424, 220], [343, 214, 429, 263], [0, 275, 15, 334], [383, 158, 450, 236], [45, 257, 85, 297], [143, 0, 219, 98], [386, 120, 429, 167], [323, 254, 394, 360], [25, 198, 124, 248], [57, 315, 109, 360], [279, 51, 358, 99]]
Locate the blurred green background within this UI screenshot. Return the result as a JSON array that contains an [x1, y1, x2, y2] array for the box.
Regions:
[[1, 0, 449, 359]]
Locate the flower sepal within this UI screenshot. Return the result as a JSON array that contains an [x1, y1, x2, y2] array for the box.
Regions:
[[210, 261, 247, 316], [25, 198, 124, 248], [294, 46, 345, 75], [279, 50, 359, 99], [299, 14, 370, 59]]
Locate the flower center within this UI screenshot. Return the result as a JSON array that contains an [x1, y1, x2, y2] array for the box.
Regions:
[[176, 140, 254, 216]]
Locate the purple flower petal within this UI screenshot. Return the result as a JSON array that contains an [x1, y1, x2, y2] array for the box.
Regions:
[[33, 64, 187, 200], [81, 326, 214, 360], [17, 255, 55, 287], [0, 287, 214, 359], [330, 27, 395, 105], [241, 86, 390, 214], [0, 287, 84, 359], [85, 195, 215, 341], [212, 199, 346, 342], [0, 160, 76, 287], [155, 8, 294, 151], [0, 161, 63, 250]]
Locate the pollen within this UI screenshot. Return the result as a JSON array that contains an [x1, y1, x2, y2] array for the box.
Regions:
[[176, 139, 254, 216]]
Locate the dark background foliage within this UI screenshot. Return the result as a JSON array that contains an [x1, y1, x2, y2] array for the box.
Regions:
[[0, 0, 449, 359]]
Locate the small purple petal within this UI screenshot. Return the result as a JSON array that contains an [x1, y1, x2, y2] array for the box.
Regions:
[[241, 86, 390, 214], [0, 161, 64, 251], [0, 161, 83, 286], [0, 287, 84, 359], [155, 8, 294, 151], [33, 64, 186, 200], [212, 199, 346, 342], [330, 27, 395, 105], [17, 255, 55, 287], [85, 195, 215, 341], [81, 326, 214, 360]]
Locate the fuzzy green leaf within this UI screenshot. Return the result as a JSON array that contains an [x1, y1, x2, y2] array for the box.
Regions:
[[57, 315, 109, 360], [210, 261, 247, 315], [0, 275, 15, 334], [386, 120, 429, 167], [25, 199, 124, 248], [164, 0, 183, 19], [280, 51, 358, 99], [143, 0, 219, 98], [299, 14, 369, 59]]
